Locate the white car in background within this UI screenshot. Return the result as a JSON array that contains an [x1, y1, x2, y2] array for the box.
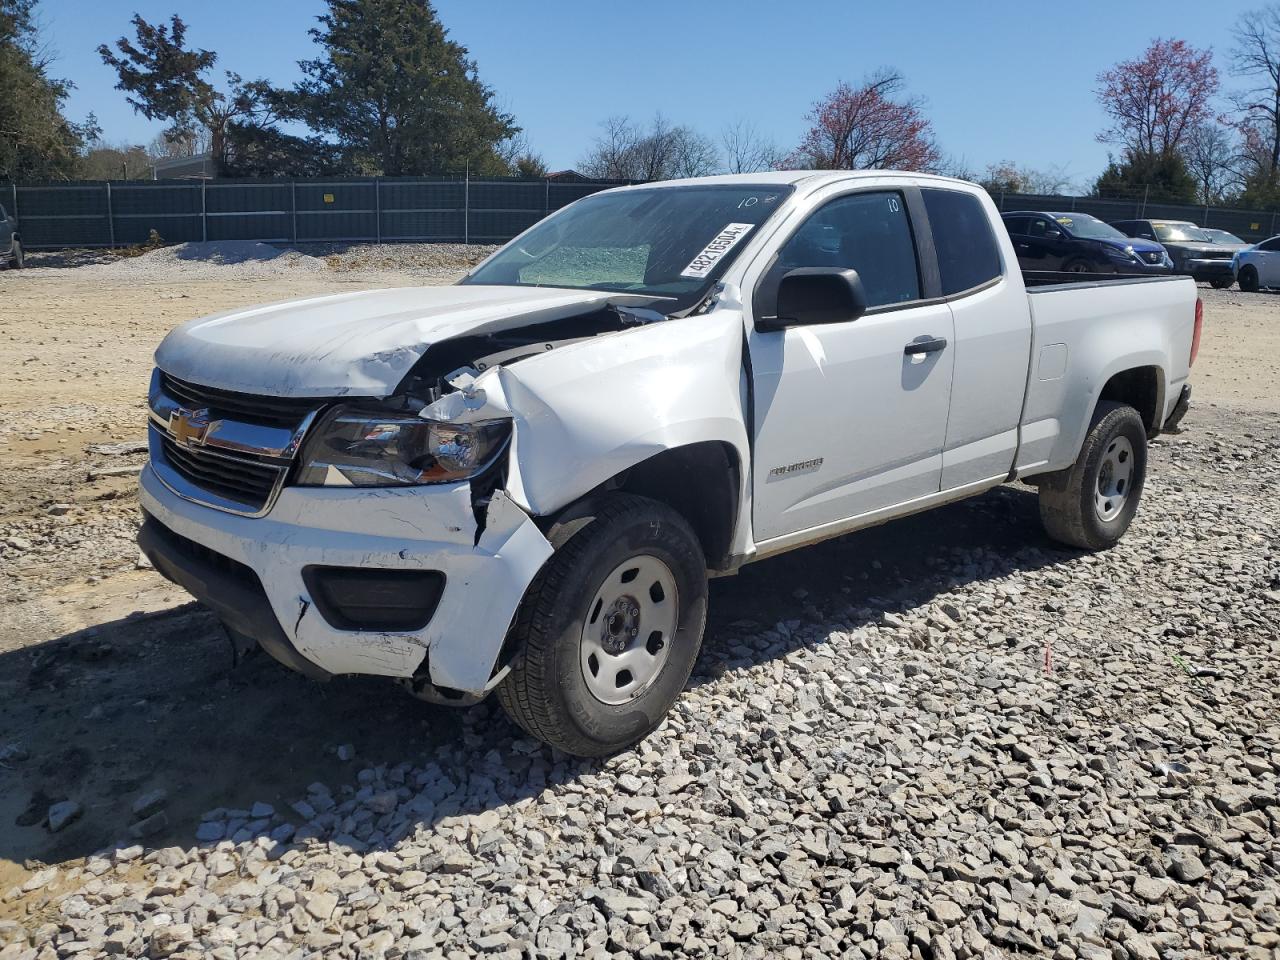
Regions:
[[1234, 236, 1280, 292]]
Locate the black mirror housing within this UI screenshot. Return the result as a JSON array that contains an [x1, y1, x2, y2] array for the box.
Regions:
[[759, 267, 869, 330]]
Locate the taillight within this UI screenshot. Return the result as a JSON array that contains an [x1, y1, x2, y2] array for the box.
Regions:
[[1190, 297, 1203, 367]]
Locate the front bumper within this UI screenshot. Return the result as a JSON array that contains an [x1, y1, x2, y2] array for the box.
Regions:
[[138, 464, 552, 694], [1181, 259, 1235, 282]]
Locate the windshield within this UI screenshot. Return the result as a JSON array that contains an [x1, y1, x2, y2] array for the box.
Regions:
[[462, 184, 794, 310], [1154, 223, 1211, 243], [1053, 215, 1128, 241]]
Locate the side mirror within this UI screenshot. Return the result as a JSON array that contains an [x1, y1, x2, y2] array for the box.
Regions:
[[1045, 229, 1064, 240], [759, 267, 868, 330]]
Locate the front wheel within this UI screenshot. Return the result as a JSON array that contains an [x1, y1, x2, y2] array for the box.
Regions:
[[1037, 402, 1147, 550], [1238, 266, 1260, 293], [1210, 277, 1233, 290], [497, 493, 707, 757], [1063, 259, 1094, 275]]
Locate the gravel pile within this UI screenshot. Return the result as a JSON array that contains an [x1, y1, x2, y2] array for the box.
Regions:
[[19, 242, 495, 283], [2, 413, 1278, 960]]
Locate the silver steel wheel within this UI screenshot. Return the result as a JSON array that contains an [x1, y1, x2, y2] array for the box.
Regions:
[[1095, 435, 1134, 521], [579, 554, 678, 705]]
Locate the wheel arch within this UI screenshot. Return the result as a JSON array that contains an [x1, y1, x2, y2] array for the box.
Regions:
[[1097, 364, 1163, 434], [539, 440, 743, 573]]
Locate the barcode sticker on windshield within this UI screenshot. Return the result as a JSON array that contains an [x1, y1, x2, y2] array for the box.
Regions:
[[680, 223, 755, 279]]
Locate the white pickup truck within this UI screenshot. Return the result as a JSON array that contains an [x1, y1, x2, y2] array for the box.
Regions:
[[138, 171, 1200, 756]]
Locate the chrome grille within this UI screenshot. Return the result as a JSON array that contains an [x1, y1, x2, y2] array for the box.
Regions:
[[160, 373, 320, 430], [148, 369, 330, 516], [159, 433, 284, 511]]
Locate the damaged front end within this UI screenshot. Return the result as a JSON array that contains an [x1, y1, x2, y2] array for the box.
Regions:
[[142, 294, 674, 701]]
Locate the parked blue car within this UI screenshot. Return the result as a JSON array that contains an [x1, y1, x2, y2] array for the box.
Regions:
[[1002, 211, 1173, 275]]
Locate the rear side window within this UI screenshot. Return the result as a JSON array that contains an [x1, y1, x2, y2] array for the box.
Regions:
[[923, 189, 1003, 296], [1002, 215, 1029, 235], [758, 190, 921, 313], [1260, 238, 1280, 252]]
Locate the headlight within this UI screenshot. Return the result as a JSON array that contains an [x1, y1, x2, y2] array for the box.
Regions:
[[296, 407, 511, 487], [1105, 245, 1140, 263]]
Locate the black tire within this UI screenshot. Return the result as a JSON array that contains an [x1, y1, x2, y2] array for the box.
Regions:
[[8, 238, 22, 269], [1062, 259, 1094, 275], [497, 493, 707, 757], [1239, 265, 1260, 293], [1210, 277, 1233, 290], [1037, 401, 1147, 551]]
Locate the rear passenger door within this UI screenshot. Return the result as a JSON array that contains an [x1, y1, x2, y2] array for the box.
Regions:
[[922, 188, 1031, 490], [747, 186, 955, 542], [1025, 217, 1069, 270]]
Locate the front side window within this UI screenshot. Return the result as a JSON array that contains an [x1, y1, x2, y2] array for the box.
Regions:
[[463, 184, 793, 313], [757, 191, 921, 316], [923, 189, 1003, 295], [1259, 238, 1280, 252], [1028, 218, 1059, 238]]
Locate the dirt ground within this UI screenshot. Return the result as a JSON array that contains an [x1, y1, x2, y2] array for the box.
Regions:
[[0, 254, 1276, 906]]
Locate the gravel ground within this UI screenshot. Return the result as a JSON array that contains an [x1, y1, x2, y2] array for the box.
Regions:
[[0, 261, 1277, 960]]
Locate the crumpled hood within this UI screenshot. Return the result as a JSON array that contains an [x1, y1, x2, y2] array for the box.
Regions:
[[155, 284, 650, 397]]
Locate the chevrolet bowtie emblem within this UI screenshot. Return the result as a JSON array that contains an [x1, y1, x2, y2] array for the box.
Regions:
[[169, 407, 215, 446]]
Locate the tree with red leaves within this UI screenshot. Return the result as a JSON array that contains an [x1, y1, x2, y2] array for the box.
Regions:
[[1095, 38, 1220, 156], [787, 70, 939, 172]]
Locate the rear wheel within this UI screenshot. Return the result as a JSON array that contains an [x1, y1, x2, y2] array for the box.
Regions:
[[8, 239, 22, 270], [497, 493, 707, 757], [1238, 265, 1260, 293], [1038, 402, 1147, 550], [1210, 277, 1233, 290]]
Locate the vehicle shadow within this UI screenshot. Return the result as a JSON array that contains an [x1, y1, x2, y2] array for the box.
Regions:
[[0, 483, 1071, 877]]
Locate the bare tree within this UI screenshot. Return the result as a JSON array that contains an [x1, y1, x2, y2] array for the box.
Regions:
[[580, 113, 719, 180], [721, 119, 780, 173], [1184, 122, 1240, 201], [580, 115, 642, 179], [1232, 6, 1280, 179], [1023, 164, 1076, 195]]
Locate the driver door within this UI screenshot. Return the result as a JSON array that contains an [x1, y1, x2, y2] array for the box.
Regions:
[[747, 188, 955, 543]]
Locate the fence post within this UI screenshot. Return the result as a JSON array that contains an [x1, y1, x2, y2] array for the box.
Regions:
[[291, 181, 297, 244], [1140, 184, 1149, 218], [375, 177, 381, 243], [105, 182, 115, 248], [9, 182, 16, 220], [1271, 212, 1277, 238], [464, 168, 470, 245], [1070, 196, 1077, 211], [544, 178, 550, 217], [201, 180, 207, 242]]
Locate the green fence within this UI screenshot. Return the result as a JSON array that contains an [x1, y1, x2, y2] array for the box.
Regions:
[[3, 176, 634, 249]]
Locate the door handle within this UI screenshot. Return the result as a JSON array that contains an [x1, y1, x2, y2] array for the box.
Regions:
[[904, 336, 948, 356]]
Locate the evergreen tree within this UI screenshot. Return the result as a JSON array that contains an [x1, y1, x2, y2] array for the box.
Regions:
[[0, 0, 87, 180], [284, 0, 517, 175], [1093, 150, 1199, 203]]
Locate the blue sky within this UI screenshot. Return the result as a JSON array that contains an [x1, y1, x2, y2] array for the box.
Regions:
[[39, 0, 1249, 188]]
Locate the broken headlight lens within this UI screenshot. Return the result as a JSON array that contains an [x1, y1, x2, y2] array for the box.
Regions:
[[296, 409, 511, 487]]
